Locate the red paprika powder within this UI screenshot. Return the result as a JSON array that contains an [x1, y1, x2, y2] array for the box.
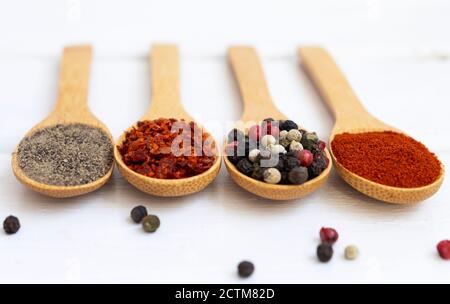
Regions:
[[118, 119, 216, 179], [331, 131, 441, 188]]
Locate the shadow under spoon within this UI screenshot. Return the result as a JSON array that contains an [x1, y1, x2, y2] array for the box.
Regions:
[[299, 47, 445, 204]]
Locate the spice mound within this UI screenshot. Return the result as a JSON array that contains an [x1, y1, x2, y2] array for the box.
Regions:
[[17, 124, 114, 186], [226, 118, 329, 185], [331, 131, 441, 188], [118, 119, 216, 179]]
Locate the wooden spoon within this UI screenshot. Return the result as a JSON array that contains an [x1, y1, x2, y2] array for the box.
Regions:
[[299, 47, 445, 204], [114, 45, 221, 197], [11, 46, 114, 198], [224, 46, 332, 201]]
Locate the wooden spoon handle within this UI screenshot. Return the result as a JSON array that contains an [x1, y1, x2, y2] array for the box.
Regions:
[[229, 46, 285, 122], [299, 47, 370, 122], [145, 44, 188, 120], [53, 46, 92, 119]]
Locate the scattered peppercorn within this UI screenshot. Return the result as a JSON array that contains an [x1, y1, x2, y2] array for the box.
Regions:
[[3, 216, 20, 235], [130, 206, 148, 223], [320, 227, 339, 244], [226, 118, 328, 185], [317, 243, 334, 263], [142, 215, 160, 233], [238, 261, 255, 278], [437, 240, 450, 260], [345, 245, 359, 261]]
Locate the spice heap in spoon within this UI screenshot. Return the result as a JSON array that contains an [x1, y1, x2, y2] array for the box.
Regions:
[[17, 124, 114, 186], [118, 118, 216, 179], [226, 118, 329, 185], [332, 132, 441, 188]]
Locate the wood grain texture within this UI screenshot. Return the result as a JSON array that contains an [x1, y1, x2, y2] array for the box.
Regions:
[[299, 47, 445, 204], [11, 46, 115, 198], [225, 46, 332, 201], [114, 44, 221, 197]]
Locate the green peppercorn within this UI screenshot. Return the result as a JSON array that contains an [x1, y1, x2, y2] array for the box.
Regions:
[[142, 215, 160, 233], [130, 206, 148, 223]]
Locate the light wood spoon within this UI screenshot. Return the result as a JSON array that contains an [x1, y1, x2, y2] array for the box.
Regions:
[[114, 45, 221, 197], [11, 46, 114, 198], [299, 46, 445, 204], [224, 46, 332, 201]]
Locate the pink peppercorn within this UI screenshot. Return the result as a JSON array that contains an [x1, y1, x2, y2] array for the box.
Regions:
[[248, 125, 261, 142], [319, 140, 327, 151], [320, 227, 339, 244], [298, 150, 313, 167], [437, 240, 450, 260], [262, 122, 280, 138]]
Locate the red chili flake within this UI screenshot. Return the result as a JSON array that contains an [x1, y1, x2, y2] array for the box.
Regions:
[[118, 119, 216, 179]]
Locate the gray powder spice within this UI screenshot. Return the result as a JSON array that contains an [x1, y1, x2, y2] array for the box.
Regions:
[[17, 124, 114, 186]]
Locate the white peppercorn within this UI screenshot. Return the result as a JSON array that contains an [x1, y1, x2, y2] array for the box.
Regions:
[[345, 245, 359, 260], [248, 149, 261, 163], [287, 129, 302, 142], [289, 141, 303, 152], [261, 135, 276, 148], [263, 168, 282, 184], [268, 144, 286, 155], [279, 130, 288, 140]]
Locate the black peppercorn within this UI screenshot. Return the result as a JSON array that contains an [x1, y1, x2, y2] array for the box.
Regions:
[[280, 171, 290, 184], [238, 261, 255, 278], [288, 167, 309, 185], [131, 206, 148, 223], [285, 157, 301, 170], [237, 159, 254, 176], [3, 216, 20, 235], [252, 164, 265, 181], [280, 120, 298, 131], [309, 155, 328, 178], [228, 155, 245, 165], [317, 243, 334, 263], [227, 128, 245, 144]]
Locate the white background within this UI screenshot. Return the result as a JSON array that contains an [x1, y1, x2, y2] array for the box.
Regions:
[[0, 0, 449, 284]]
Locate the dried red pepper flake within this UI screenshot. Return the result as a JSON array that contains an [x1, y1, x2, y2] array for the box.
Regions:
[[119, 118, 216, 179]]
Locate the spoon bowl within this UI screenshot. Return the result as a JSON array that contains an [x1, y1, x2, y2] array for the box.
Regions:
[[114, 45, 221, 197], [225, 47, 332, 201], [300, 47, 445, 204], [11, 46, 114, 198]]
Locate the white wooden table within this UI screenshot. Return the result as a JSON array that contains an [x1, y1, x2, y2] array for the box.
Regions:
[[0, 0, 449, 284]]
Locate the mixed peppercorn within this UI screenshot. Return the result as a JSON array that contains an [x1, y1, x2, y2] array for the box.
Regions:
[[226, 118, 328, 185]]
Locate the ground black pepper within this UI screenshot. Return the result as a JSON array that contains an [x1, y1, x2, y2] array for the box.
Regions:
[[17, 124, 114, 186]]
